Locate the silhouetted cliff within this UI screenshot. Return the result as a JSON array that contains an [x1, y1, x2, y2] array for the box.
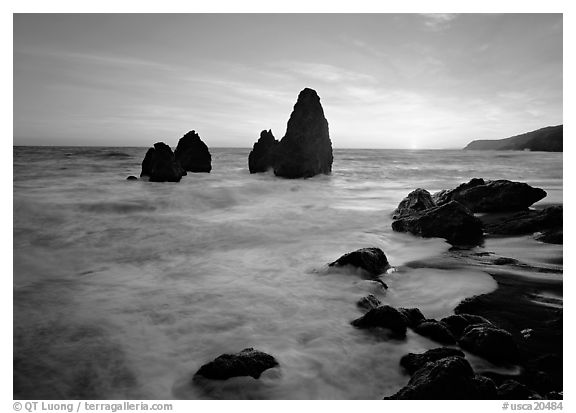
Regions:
[[464, 125, 562, 152]]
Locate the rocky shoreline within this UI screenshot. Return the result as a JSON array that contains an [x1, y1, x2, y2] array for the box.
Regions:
[[190, 178, 562, 400]]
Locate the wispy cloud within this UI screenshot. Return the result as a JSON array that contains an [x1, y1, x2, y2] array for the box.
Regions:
[[273, 62, 378, 85], [16, 47, 178, 72], [420, 14, 459, 31]]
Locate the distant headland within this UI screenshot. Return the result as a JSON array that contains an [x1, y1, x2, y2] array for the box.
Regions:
[[464, 125, 563, 152]]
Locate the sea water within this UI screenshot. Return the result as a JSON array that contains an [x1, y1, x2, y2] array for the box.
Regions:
[[13, 147, 563, 399]]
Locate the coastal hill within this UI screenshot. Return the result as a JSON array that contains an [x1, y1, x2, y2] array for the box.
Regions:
[[464, 125, 563, 152]]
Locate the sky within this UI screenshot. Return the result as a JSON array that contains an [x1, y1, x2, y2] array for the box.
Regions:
[[13, 13, 563, 149]]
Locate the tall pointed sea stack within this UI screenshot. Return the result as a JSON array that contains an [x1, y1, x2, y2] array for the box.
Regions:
[[273, 88, 333, 178], [174, 130, 212, 173], [248, 129, 278, 173]]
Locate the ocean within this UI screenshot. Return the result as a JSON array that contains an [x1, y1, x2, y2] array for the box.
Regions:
[[13, 146, 563, 399]]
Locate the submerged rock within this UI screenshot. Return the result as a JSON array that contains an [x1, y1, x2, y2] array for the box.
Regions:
[[273, 88, 333, 178], [194, 348, 279, 380], [328, 247, 390, 276], [126, 175, 138, 181], [392, 201, 484, 245], [174, 130, 212, 173], [357, 294, 382, 311], [385, 356, 497, 399], [413, 319, 457, 345], [248, 129, 278, 173], [393, 188, 435, 219], [434, 179, 546, 212], [459, 325, 519, 364], [351, 305, 409, 335], [440, 314, 494, 338], [140, 142, 186, 182], [400, 347, 466, 375]]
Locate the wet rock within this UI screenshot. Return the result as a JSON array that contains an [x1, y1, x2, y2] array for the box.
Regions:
[[194, 348, 279, 380], [413, 319, 457, 345], [351, 305, 408, 335], [126, 175, 138, 181], [535, 228, 563, 245], [392, 201, 484, 245], [392, 188, 435, 219], [398, 308, 426, 328], [493, 257, 519, 265], [357, 294, 381, 311], [434, 179, 546, 212], [441, 314, 494, 338], [140, 142, 186, 182], [385, 356, 498, 399], [432, 178, 485, 205], [174, 130, 212, 173], [248, 129, 278, 173], [497, 380, 542, 400], [328, 247, 390, 276], [482, 205, 561, 235], [273, 88, 333, 178], [459, 325, 519, 364], [400, 347, 466, 375]]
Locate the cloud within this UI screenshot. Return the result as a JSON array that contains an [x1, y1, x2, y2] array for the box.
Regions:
[[420, 14, 459, 31], [273, 62, 377, 85]]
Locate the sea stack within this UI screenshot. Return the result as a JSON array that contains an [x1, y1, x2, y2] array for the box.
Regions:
[[174, 130, 212, 173], [273, 88, 333, 178], [248, 129, 278, 173], [140, 142, 186, 182]]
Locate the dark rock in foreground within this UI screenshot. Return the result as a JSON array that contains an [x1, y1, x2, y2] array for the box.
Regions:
[[329, 247, 390, 276], [392, 188, 435, 219], [140, 142, 186, 182], [126, 175, 138, 181], [386, 356, 497, 399], [357, 294, 381, 311], [398, 308, 426, 328], [194, 348, 279, 380], [392, 201, 484, 245], [535, 228, 563, 245], [248, 130, 278, 173], [481, 205, 562, 243], [464, 125, 563, 152], [440, 314, 494, 338], [434, 179, 546, 212], [351, 305, 408, 336], [400, 348, 466, 375], [174, 130, 212, 173], [459, 325, 519, 364], [497, 380, 542, 400], [273, 88, 333, 178], [413, 319, 457, 345]]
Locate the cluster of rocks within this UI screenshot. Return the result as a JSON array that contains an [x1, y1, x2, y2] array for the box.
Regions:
[[248, 88, 333, 178], [131, 88, 333, 182], [190, 244, 561, 399], [391, 178, 559, 245], [350, 298, 518, 365], [388, 346, 561, 400], [136, 130, 212, 182]]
